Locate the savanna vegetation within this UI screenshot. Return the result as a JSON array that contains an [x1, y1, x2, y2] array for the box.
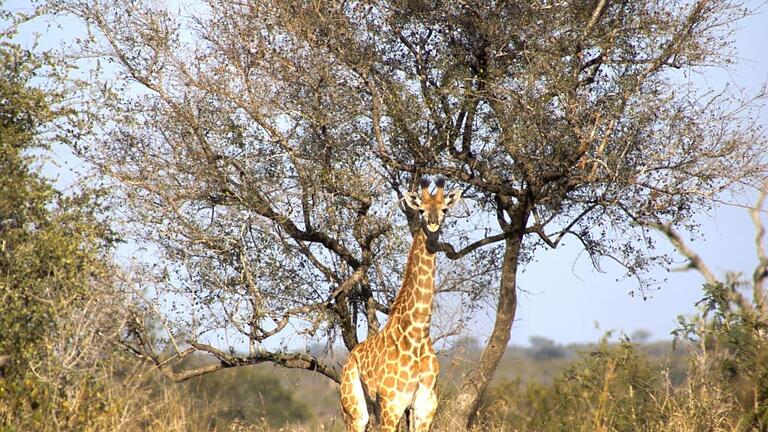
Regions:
[[0, 21, 312, 430], [2, 0, 768, 430]]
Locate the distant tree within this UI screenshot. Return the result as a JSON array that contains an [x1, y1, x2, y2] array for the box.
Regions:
[[529, 336, 567, 360], [631, 329, 652, 344], [44, 0, 767, 427]]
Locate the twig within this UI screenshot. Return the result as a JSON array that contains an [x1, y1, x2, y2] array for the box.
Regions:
[[646, 221, 718, 286]]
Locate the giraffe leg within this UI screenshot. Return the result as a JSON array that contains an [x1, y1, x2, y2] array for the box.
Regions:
[[340, 358, 369, 432], [413, 341, 439, 431], [379, 390, 412, 432], [411, 383, 437, 432]]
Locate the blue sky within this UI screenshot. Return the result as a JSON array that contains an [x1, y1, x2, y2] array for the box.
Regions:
[[10, 1, 768, 348], [504, 201, 760, 345]]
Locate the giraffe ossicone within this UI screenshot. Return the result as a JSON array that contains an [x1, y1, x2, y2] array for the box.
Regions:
[[339, 177, 462, 432]]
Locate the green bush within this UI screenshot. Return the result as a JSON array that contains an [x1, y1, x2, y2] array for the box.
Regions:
[[674, 278, 768, 431], [0, 35, 132, 431]]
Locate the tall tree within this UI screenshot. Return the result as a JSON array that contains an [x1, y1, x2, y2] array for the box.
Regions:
[[46, 0, 766, 427]]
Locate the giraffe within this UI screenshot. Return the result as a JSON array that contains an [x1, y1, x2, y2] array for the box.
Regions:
[[339, 177, 462, 432]]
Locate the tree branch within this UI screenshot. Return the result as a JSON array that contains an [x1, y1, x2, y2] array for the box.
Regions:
[[647, 221, 718, 286], [188, 341, 339, 383], [429, 232, 510, 260], [526, 203, 599, 248], [583, 0, 609, 37], [139, 341, 340, 384]]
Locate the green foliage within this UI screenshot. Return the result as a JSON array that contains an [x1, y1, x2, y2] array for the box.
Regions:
[[477, 275, 768, 432], [0, 37, 120, 430], [0, 45, 53, 147], [0, 38, 314, 431]]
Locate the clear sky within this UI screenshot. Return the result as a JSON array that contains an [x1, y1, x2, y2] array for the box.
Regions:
[[9, 1, 768, 348], [503, 201, 761, 346]]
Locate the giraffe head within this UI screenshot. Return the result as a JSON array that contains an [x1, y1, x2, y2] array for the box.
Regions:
[[404, 177, 462, 233]]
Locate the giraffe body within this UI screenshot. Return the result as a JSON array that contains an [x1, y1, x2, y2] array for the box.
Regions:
[[340, 179, 461, 432]]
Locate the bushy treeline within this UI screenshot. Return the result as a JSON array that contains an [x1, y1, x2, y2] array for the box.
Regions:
[[0, 38, 124, 429]]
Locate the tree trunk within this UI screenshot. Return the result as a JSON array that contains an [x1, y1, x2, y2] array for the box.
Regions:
[[433, 222, 526, 430]]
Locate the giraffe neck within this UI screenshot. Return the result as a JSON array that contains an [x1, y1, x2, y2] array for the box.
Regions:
[[387, 228, 436, 331]]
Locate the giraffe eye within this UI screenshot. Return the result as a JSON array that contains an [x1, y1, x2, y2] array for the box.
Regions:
[[419, 209, 425, 214], [441, 208, 448, 214]]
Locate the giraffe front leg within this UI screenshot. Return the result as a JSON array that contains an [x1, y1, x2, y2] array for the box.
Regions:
[[378, 389, 412, 432], [413, 342, 439, 431], [411, 383, 438, 432], [340, 358, 369, 432]]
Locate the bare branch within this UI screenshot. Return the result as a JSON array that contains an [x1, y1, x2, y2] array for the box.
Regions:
[[647, 221, 718, 286], [526, 204, 599, 249], [430, 232, 509, 260], [138, 341, 340, 384], [188, 341, 339, 383], [583, 0, 609, 37]]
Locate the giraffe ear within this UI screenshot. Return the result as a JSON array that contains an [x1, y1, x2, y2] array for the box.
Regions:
[[403, 192, 422, 210], [444, 189, 462, 208]]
